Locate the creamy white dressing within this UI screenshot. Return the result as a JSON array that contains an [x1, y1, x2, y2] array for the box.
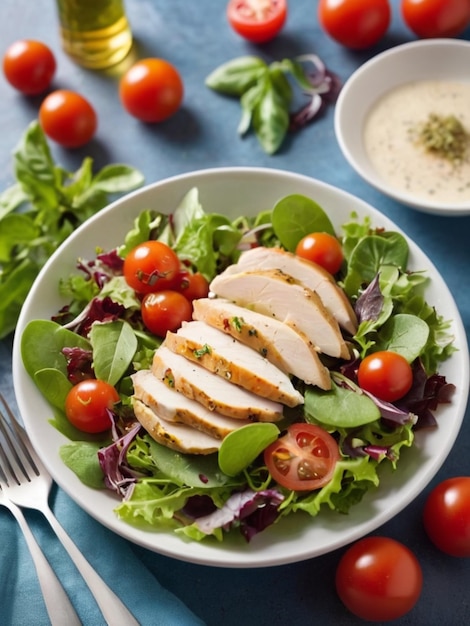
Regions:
[[364, 80, 470, 204]]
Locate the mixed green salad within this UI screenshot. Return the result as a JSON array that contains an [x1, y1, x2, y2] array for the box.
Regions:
[[21, 190, 456, 543]]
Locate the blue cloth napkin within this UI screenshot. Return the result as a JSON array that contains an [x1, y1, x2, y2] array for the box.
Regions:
[[0, 485, 205, 625]]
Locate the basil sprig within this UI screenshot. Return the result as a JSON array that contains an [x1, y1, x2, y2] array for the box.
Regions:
[[206, 54, 339, 155]]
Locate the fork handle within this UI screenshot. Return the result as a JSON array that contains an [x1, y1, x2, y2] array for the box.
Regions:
[[41, 505, 140, 626], [6, 501, 82, 626]]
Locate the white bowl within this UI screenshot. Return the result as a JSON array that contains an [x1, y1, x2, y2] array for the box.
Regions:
[[335, 39, 470, 216], [12, 167, 469, 567]]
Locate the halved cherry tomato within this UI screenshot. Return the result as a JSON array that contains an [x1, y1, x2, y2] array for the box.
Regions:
[[264, 423, 340, 491], [357, 350, 413, 403], [173, 271, 210, 302], [3, 39, 56, 95], [401, 0, 470, 39], [227, 0, 288, 43], [318, 0, 391, 49], [65, 379, 119, 433], [336, 536, 423, 621], [141, 290, 193, 337], [123, 241, 181, 294], [39, 89, 97, 148], [119, 58, 184, 123], [423, 477, 470, 557], [295, 231, 344, 275]]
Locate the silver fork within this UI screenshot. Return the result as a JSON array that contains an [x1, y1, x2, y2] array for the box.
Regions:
[[0, 393, 140, 626]]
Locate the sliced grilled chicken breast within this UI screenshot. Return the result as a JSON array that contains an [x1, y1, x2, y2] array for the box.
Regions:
[[192, 298, 331, 389], [152, 345, 284, 422], [222, 246, 357, 335], [209, 269, 350, 359], [132, 369, 252, 439], [133, 398, 221, 454], [164, 320, 304, 406]]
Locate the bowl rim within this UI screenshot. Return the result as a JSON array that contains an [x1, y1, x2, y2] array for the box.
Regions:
[[334, 38, 470, 216]]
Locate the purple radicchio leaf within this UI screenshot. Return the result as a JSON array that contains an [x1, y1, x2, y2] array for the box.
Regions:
[[61, 346, 94, 384], [194, 488, 284, 542], [77, 249, 124, 290], [98, 422, 142, 498], [290, 54, 341, 131], [355, 274, 383, 324], [396, 360, 455, 430], [62, 296, 125, 337]]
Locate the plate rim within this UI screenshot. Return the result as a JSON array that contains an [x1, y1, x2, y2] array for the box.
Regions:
[[12, 166, 470, 567]]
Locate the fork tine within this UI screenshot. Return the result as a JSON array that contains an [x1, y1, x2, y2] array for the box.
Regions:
[[0, 394, 39, 486]]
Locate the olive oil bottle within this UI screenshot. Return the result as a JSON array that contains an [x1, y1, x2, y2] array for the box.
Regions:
[[56, 0, 132, 69]]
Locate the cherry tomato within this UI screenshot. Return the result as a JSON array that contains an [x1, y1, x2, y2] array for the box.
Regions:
[[264, 423, 340, 491], [227, 0, 287, 43], [401, 0, 470, 38], [123, 241, 181, 295], [141, 290, 193, 337], [65, 379, 119, 433], [119, 58, 184, 123], [357, 350, 413, 403], [295, 232, 344, 275], [39, 90, 97, 148], [336, 536, 423, 621], [318, 0, 391, 49], [173, 271, 210, 302], [423, 477, 470, 557], [3, 39, 56, 95]]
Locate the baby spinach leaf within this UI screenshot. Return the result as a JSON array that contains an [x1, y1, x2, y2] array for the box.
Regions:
[[376, 313, 430, 362], [304, 379, 380, 429], [89, 320, 138, 386], [34, 368, 72, 411], [271, 194, 336, 251], [21, 319, 91, 379], [60, 441, 105, 489], [218, 423, 280, 476]]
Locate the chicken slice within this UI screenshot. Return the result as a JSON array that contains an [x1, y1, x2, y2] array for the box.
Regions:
[[221, 246, 357, 335], [209, 269, 350, 359], [151, 345, 284, 422], [132, 369, 252, 439], [164, 320, 304, 406], [133, 398, 221, 455], [192, 298, 331, 389]]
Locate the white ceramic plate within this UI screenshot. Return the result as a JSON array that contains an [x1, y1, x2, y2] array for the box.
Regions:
[[12, 167, 469, 568], [335, 39, 470, 216]]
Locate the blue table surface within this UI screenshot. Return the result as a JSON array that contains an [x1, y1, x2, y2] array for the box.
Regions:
[[1, 1, 469, 625]]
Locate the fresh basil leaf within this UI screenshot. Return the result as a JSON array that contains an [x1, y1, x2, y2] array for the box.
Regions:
[[271, 194, 336, 250], [252, 82, 290, 155], [90, 319, 138, 386], [205, 56, 267, 96], [0, 260, 39, 337], [0, 214, 39, 261], [0, 183, 28, 219], [238, 81, 266, 136]]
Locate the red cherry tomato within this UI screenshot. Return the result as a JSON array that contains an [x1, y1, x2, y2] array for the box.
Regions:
[[401, 0, 470, 38], [318, 0, 391, 49], [423, 477, 470, 557], [173, 271, 210, 302], [65, 379, 119, 433], [336, 536, 423, 621], [39, 90, 97, 148], [357, 350, 413, 403], [141, 290, 193, 337], [123, 241, 181, 295], [3, 39, 56, 95], [119, 58, 184, 123], [227, 0, 287, 43], [264, 423, 340, 491], [295, 232, 344, 275]]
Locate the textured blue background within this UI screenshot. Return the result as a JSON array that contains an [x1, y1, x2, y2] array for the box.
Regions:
[[0, 1, 469, 624]]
